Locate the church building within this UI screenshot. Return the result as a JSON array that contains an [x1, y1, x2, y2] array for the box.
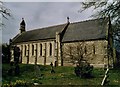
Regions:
[[10, 17, 114, 68]]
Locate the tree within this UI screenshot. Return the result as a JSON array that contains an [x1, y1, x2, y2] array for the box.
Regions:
[[81, 1, 119, 25], [63, 42, 93, 78], [63, 42, 87, 65], [80, 1, 120, 67], [80, 1, 120, 42], [2, 43, 11, 63], [0, 1, 11, 26], [13, 46, 20, 63]]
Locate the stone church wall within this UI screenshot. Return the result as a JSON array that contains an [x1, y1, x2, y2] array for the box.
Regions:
[[62, 40, 108, 68], [13, 39, 109, 68], [15, 40, 56, 65]]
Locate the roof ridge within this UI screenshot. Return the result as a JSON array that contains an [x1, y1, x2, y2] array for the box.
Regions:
[[26, 23, 67, 33], [25, 18, 104, 33], [70, 18, 103, 25]]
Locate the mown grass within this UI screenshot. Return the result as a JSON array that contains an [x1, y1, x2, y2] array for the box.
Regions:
[[108, 68, 120, 85], [2, 64, 120, 86]]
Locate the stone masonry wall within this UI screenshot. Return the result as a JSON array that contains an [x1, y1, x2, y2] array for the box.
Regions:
[[62, 40, 108, 68], [15, 40, 56, 65]]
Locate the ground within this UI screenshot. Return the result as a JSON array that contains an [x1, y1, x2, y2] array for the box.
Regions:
[[2, 64, 120, 86]]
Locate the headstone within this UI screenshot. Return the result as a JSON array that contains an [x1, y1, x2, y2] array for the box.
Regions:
[[34, 65, 41, 77], [50, 62, 55, 73]]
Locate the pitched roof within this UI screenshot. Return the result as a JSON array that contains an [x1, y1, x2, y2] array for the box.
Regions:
[[12, 18, 108, 44], [62, 18, 108, 42], [12, 23, 67, 44]]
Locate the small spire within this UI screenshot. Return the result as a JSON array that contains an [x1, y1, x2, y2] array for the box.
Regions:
[[67, 17, 70, 23]]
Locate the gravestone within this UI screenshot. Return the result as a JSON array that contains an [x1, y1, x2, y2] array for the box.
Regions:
[[50, 62, 55, 73]]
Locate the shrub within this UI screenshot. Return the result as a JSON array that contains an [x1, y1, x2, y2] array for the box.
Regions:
[[74, 60, 93, 78]]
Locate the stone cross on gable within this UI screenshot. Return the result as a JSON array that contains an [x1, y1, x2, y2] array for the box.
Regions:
[[67, 17, 70, 23]]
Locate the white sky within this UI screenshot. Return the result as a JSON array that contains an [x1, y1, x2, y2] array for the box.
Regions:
[[3, 0, 85, 2], [2, 2, 96, 43]]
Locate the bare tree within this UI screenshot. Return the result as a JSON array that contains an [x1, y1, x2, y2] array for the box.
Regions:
[[81, 1, 120, 25], [63, 42, 93, 78], [63, 42, 91, 66], [80, 1, 120, 67], [0, 1, 11, 26], [80, 1, 120, 51]]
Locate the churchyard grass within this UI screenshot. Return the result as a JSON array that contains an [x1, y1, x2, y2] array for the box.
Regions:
[[2, 64, 120, 86]]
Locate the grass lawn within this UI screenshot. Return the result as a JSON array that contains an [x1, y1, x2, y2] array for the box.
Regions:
[[2, 63, 120, 86]]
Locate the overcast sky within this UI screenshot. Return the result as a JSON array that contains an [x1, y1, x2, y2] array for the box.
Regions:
[[2, 2, 96, 43]]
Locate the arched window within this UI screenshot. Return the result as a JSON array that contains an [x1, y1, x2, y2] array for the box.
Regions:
[[50, 43, 52, 56], [40, 44, 42, 56], [93, 45, 95, 54], [24, 45, 27, 56], [32, 44, 34, 55], [84, 45, 87, 54], [21, 45, 23, 55], [28, 44, 30, 55]]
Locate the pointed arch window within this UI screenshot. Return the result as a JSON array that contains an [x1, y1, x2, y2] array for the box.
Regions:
[[93, 45, 95, 54], [40, 44, 42, 56], [32, 44, 34, 55], [50, 43, 52, 56], [21, 45, 23, 55], [84, 45, 87, 54], [24, 45, 27, 56]]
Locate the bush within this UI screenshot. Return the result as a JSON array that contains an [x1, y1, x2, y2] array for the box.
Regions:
[[2, 44, 11, 63], [74, 61, 93, 78]]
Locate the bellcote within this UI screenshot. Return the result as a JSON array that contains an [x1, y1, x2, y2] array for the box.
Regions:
[[20, 18, 26, 33]]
